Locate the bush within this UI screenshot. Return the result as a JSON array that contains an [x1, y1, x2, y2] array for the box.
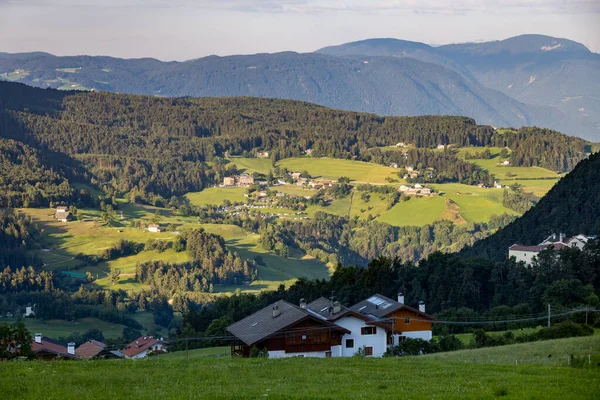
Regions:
[[385, 338, 440, 357]]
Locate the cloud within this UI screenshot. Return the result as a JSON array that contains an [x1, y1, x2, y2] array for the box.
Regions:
[[3, 0, 599, 14]]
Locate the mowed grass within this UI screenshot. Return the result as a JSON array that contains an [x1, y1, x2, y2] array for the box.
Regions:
[[378, 196, 446, 227], [4, 317, 128, 340], [2, 347, 598, 399], [185, 187, 247, 207], [277, 157, 402, 183], [227, 157, 273, 175], [431, 183, 519, 223], [427, 335, 600, 367], [456, 147, 562, 197]]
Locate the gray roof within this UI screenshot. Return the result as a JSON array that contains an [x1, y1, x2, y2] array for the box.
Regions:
[[306, 297, 350, 321], [349, 293, 404, 319], [349, 293, 435, 322], [227, 300, 348, 346], [54, 211, 71, 219]]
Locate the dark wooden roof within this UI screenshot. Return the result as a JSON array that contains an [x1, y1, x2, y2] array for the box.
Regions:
[[227, 300, 349, 346], [306, 297, 349, 321], [349, 293, 435, 321]]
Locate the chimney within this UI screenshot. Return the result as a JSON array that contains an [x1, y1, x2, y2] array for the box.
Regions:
[[299, 299, 307, 309], [418, 301, 426, 313], [67, 342, 76, 356], [272, 304, 281, 318], [332, 301, 341, 314], [34, 333, 42, 344], [397, 292, 404, 305], [559, 233, 565, 243]]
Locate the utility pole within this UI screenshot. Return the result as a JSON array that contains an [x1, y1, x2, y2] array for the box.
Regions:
[[585, 307, 589, 325], [547, 304, 551, 328], [186, 337, 189, 361]]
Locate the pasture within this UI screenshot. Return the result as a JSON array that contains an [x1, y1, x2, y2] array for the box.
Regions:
[[1, 336, 598, 399], [227, 157, 273, 175], [378, 196, 446, 227], [277, 157, 401, 183], [3, 317, 129, 340], [185, 187, 248, 207]]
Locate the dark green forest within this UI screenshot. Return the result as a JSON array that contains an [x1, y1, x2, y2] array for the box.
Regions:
[[0, 81, 592, 207]]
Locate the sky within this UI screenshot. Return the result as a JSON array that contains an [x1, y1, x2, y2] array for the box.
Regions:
[[0, 0, 599, 60]]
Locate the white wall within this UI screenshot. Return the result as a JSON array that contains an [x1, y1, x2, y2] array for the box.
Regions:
[[335, 316, 388, 357], [508, 250, 538, 266], [397, 331, 432, 341], [268, 350, 331, 359]]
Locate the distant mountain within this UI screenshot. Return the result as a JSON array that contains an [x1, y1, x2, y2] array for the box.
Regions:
[[320, 35, 600, 140], [461, 150, 600, 261], [0, 35, 598, 140]]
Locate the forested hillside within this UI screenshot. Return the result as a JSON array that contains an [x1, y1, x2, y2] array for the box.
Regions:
[[462, 151, 600, 261], [0, 82, 591, 207]]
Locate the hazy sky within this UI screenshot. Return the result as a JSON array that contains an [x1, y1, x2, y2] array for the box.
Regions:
[[1, 1, 599, 60]]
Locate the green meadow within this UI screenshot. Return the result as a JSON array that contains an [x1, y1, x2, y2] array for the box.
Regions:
[[378, 196, 446, 227], [185, 187, 248, 207], [277, 157, 402, 183], [227, 157, 273, 175], [3, 317, 129, 340], [1, 335, 598, 399], [431, 183, 519, 224]]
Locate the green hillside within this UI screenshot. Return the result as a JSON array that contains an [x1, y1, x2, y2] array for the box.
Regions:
[[1, 336, 598, 399]]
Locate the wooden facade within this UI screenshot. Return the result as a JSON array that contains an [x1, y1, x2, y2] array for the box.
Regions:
[[387, 309, 432, 334], [232, 317, 345, 357]]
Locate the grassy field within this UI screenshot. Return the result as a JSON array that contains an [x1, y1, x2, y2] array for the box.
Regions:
[[185, 187, 248, 207], [277, 157, 402, 183], [228, 157, 273, 175], [1, 337, 598, 399], [378, 196, 446, 227], [427, 334, 600, 367], [431, 183, 519, 223], [456, 147, 561, 196], [3, 317, 129, 340]]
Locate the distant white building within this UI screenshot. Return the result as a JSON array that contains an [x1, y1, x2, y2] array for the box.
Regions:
[[147, 224, 162, 233], [502, 160, 511, 166], [509, 233, 596, 265]]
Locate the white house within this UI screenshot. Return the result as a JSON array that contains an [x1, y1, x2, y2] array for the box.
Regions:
[[509, 233, 596, 265], [122, 336, 167, 359], [147, 224, 162, 233]]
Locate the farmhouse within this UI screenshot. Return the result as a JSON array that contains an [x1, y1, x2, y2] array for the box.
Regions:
[[227, 300, 350, 358], [122, 336, 167, 359], [147, 224, 162, 233], [223, 177, 236, 186], [238, 173, 255, 186], [54, 206, 72, 222], [31, 333, 78, 360], [256, 151, 269, 158], [389, 163, 399, 169], [227, 294, 435, 358], [398, 184, 433, 196], [502, 160, 511, 166], [349, 293, 434, 343], [509, 233, 596, 265]]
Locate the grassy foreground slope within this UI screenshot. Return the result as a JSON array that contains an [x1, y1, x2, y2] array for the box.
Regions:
[[1, 338, 598, 399]]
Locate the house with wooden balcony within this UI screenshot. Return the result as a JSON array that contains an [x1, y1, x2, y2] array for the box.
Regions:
[[227, 300, 349, 358]]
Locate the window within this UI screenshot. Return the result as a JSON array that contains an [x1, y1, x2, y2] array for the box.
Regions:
[[364, 347, 373, 356], [361, 327, 377, 335], [346, 339, 354, 348], [404, 317, 411, 324]]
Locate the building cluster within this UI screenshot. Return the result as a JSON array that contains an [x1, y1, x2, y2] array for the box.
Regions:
[[227, 293, 434, 358], [222, 173, 256, 187], [398, 184, 433, 196], [508, 233, 596, 265], [29, 333, 167, 360]]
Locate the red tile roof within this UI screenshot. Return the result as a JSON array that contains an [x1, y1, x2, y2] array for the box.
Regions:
[[122, 336, 164, 357], [509, 245, 541, 252], [75, 340, 106, 359], [31, 337, 76, 358]]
